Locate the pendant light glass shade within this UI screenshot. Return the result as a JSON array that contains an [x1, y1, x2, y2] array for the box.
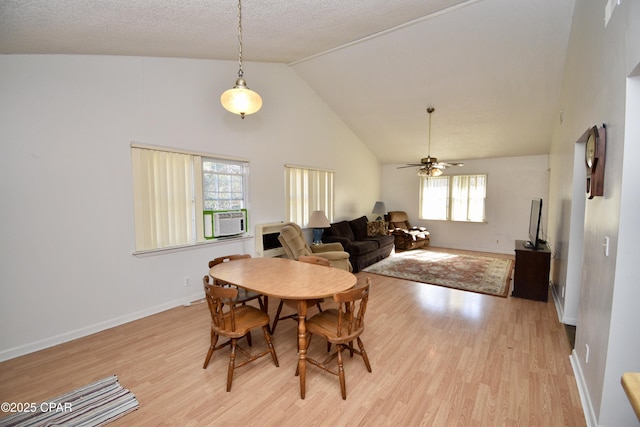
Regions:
[[221, 78, 262, 118]]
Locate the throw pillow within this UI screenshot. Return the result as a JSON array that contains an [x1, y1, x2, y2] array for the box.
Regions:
[[367, 220, 387, 237], [350, 216, 369, 240]]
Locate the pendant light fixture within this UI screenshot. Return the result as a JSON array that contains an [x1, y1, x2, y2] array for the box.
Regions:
[[220, 0, 262, 119]]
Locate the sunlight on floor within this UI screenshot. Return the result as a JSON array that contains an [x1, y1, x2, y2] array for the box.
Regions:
[[396, 251, 459, 262], [414, 284, 484, 320]]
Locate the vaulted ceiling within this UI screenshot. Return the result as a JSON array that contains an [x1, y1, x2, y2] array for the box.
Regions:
[[0, 0, 574, 164]]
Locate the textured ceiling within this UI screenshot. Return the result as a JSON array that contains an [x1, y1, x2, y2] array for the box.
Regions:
[[0, 0, 473, 63], [0, 0, 574, 165]]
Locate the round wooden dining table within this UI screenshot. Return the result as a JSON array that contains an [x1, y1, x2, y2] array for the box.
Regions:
[[209, 256, 357, 399]]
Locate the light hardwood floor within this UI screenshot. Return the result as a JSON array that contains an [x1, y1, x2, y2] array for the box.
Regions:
[[0, 268, 585, 426]]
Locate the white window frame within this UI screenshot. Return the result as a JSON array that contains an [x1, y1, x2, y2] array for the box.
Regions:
[[284, 164, 334, 227], [419, 174, 487, 223], [131, 143, 249, 253], [201, 158, 248, 212]]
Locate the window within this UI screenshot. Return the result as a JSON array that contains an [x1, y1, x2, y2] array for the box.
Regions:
[[419, 174, 487, 222], [202, 159, 247, 211], [284, 165, 334, 227], [131, 144, 248, 252]]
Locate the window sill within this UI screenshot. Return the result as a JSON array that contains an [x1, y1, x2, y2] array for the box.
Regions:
[[420, 219, 487, 224], [133, 234, 253, 257]]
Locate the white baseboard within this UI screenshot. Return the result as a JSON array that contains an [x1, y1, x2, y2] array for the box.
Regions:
[[562, 315, 578, 325], [551, 284, 565, 321], [570, 349, 598, 427], [551, 284, 577, 325], [0, 290, 205, 362]]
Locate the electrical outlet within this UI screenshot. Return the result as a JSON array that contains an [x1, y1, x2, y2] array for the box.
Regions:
[[585, 344, 590, 363], [184, 276, 191, 287]]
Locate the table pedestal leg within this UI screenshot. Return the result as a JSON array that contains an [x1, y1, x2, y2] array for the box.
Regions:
[[297, 300, 308, 399]]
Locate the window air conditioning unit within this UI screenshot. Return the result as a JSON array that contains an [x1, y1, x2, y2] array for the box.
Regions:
[[203, 209, 248, 239]]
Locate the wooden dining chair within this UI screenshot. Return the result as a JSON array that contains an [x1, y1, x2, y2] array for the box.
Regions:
[[298, 277, 372, 399], [270, 255, 328, 334], [202, 282, 279, 392], [209, 254, 267, 312], [203, 275, 256, 347]]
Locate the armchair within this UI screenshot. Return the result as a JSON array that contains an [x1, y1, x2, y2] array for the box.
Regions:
[[278, 223, 353, 272], [386, 211, 430, 250]]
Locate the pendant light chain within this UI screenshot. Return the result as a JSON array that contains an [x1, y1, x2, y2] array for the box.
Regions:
[[236, 0, 244, 79]]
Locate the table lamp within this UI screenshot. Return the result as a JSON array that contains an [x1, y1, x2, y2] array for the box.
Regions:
[[307, 210, 331, 245], [372, 201, 386, 221]]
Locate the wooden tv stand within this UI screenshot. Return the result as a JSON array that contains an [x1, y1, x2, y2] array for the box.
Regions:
[[512, 240, 551, 301]]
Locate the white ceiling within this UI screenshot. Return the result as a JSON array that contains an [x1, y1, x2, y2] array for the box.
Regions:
[[0, 0, 575, 165]]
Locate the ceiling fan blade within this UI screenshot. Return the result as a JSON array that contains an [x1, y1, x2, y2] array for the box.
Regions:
[[441, 162, 464, 167], [397, 164, 423, 169]]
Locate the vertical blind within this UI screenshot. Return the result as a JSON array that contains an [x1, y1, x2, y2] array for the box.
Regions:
[[419, 176, 449, 220], [284, 165, 334, 227], [451, 175, 486, 222], [132, 147, 196, 251], [420, 174, 487, 222]]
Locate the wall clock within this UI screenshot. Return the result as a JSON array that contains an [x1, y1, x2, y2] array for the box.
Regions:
[[583, 124, 606, 199]]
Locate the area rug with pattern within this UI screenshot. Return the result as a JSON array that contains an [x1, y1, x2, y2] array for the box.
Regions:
[[363, 248, 514, 297], [0, 375, 138, 427]]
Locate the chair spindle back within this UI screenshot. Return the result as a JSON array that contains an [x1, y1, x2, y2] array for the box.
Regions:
[[333, 278, 370, 338], [204, 282, 239, 332]]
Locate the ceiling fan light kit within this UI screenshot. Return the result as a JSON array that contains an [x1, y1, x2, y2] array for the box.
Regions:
[[417, 167, 443, 177], [399, 106, 463, 177], [220, 0, 262, 119]]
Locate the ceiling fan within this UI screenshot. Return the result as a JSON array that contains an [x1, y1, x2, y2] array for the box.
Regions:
[[398, 107, 464, 177]]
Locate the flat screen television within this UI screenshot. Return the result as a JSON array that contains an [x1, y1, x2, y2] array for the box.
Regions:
[[525, 198, 543, 249]]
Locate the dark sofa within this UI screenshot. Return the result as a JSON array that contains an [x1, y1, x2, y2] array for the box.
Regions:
[[322, 215, 394, 273]]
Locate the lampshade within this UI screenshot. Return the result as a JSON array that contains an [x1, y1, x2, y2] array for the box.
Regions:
[[307, 210, 330, 228], [372, 201, 386, 215]]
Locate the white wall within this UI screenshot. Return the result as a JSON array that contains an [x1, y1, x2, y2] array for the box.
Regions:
[[0, 55, 381, 360], [547, 1, 640, 425], [382, 155, 549, 254], [603, 73, 640, 427]]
